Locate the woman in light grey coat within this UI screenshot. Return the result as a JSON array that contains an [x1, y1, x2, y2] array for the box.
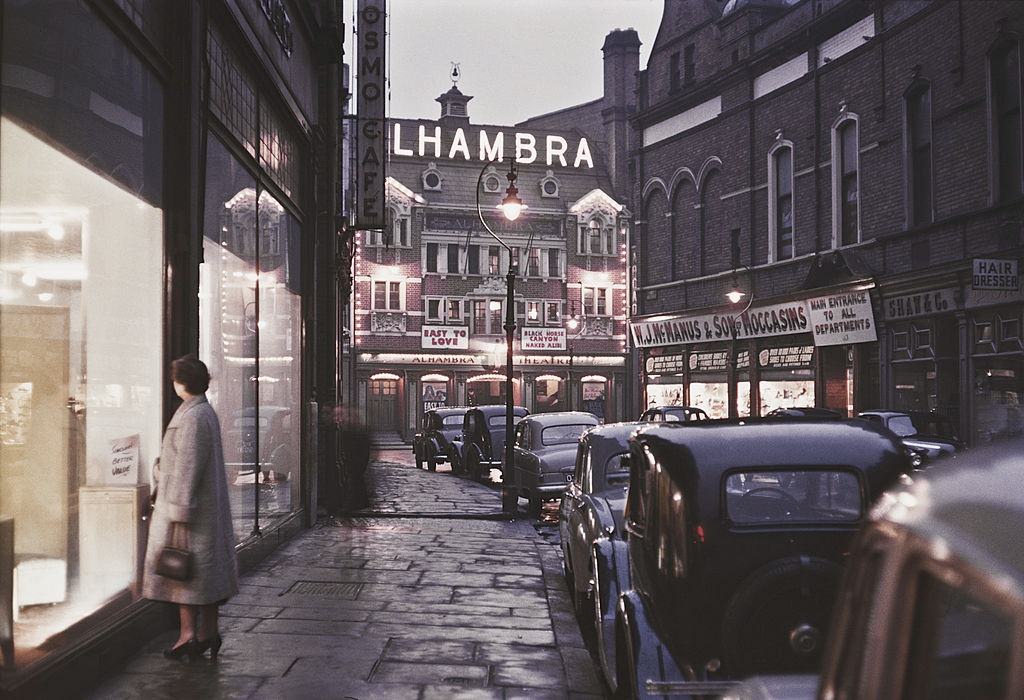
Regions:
[[142, 355, 238, 660]]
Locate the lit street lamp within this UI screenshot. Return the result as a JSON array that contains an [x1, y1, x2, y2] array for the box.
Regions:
[[476, 157, 528, 513]]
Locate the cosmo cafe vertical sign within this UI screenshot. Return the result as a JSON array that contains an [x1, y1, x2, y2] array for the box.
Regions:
[[356, 0, 386, 229]]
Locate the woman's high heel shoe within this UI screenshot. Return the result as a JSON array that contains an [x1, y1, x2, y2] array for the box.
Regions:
[[162, 638, 200, 660], [198, 634, 223, 660]]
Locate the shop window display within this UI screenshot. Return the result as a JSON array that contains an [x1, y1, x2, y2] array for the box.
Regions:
[[690, 382, 728, 418], [0, 0, 164, 668]]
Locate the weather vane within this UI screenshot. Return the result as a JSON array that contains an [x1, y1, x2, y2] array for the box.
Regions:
[[450, 62, 461, 87]]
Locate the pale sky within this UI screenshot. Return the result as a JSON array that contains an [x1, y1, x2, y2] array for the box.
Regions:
[[349, 0, 664, 126]]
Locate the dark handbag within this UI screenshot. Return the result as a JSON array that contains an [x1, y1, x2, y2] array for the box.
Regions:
[[155, 523, 193, 581]]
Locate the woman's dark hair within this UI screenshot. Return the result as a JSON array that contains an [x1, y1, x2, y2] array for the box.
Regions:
[[171, 355, 211, 394]]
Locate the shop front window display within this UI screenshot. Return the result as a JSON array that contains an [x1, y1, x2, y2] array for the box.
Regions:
[[973, 358, 1023, 443], [1, 0, 164, 668]]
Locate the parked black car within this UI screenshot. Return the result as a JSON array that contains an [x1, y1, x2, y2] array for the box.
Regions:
[[733, 437, 1024, 699], [858, 409, 964, 466], [764, 406, 843, 418], [412, 407, 468, 471], [504, 411, 600, 515], [639, 405, 709, 423], [613, 419, 909, 697], [460, 405, 528, 482], [558, 421, 639, 692]]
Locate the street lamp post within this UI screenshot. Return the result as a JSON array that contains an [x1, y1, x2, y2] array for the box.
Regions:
[[475, 157, 527, 512], [566, 306, 580, 412], [726, 267, 755, 418]]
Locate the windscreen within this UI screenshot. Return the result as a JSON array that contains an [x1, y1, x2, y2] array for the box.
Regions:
[[725, 470, 862, 524], [542, 423, 592, 446], [890, 414, 957, 440], [488, 414, 525, 427], [442, 415, 463, 427]]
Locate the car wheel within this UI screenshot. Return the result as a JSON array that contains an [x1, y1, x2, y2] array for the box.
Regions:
[[573, 575, 593, 630], [426, 445, 437, 472], [501, 486, 518, 514], [720, 556, 841, 676]]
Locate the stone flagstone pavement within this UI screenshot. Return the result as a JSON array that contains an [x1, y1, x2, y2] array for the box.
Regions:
[[87, 448, 606, 699]]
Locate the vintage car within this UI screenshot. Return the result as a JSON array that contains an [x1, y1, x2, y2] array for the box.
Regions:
[[460, 404, 528, 482], [558, 422, 639, 691], [731, 437, 1024, 700], [763, 406, 843, 418], [412, 407, 468, 471], [639, 405, 709, 423], [612, 419, 910, 698], [503, 412, 600, 515], [858, 409, 964, 465]]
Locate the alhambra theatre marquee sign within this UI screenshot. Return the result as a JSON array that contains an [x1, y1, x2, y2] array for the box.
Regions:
[[389, 122, 595, 169], [631, 289, 878, 349]]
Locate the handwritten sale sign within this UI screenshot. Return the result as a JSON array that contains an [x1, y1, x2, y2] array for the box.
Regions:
[[421, 325, 469, 349], [109, 434, 139, 484], [522, 327, 566, 351]]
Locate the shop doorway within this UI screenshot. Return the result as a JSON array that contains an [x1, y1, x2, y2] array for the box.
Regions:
[[368, 379, 398, 430]]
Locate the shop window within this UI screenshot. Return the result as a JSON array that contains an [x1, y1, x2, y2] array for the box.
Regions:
[[467, 244, 480, 275], [833, 116, 860, 247], [990, 39, 1023, 201], [582, 381, 606, 420], [535, 378, 564, 412], [769, 142, 794, 261], [914, 327, 933, 356], [1, 0, 164, 666], [209, 26, 258, 157], [905, 82, 933, 227], [527, 302, 541, 325], [975, 320, 996, 353], [258, 96, 299, 200]]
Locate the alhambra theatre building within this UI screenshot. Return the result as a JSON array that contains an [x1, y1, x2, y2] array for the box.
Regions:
[[351, 84, 631, 438]]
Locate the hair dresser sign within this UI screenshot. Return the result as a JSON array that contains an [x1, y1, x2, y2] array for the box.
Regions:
[[631, 288, 877, 349], [390, 122, 594, 169]]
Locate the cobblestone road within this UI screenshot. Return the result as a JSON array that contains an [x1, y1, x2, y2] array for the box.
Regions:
[[88, 449, 605, 699]]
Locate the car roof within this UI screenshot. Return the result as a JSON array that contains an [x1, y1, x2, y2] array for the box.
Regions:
[[468, 405, 528, 416], [872, 437, 1024, 594], [648, 405, 704, 411], [633, 419, 907, 483], [860, 409, 951, 421], [525, 411, 599, 427], [584, 422, 642, 460], [427, 407, 469, 417]]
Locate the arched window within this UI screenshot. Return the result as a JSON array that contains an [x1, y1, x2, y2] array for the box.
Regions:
[[387, 206, 409, 247], [832, 115, 860, 247], [905, 82, 933, 227], [990, 39, 1023, 201], [578, 214, 613, 255], [768, 141, 794, 261]]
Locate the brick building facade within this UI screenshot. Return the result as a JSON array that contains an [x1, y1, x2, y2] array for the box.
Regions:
[[352, 41, 639, 439], [629, 0, 1024, 443]]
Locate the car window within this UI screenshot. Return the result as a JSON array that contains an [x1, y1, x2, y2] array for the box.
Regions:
[[655, 472, 687, 579], [488, 414, 524, 427], [888, 416, 918, 437], [663, 407, 704, 422], [573, 444, 586, 487], [833, 546, 887, 700], [725, 470, 862, 524], [861, 414, 884, 425], [441, 415, 462, 427], [899, 573, 1013, 700], [625, 445, 649, 531], [908, 415, 957, 440], [541, 423, 592, 446], [515, 423, 529, 448], [604, 451, 630, 488]]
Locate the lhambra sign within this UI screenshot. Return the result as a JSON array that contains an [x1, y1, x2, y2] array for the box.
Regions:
[[630, 288, 877, 349], [390, 123, 594, 169]]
